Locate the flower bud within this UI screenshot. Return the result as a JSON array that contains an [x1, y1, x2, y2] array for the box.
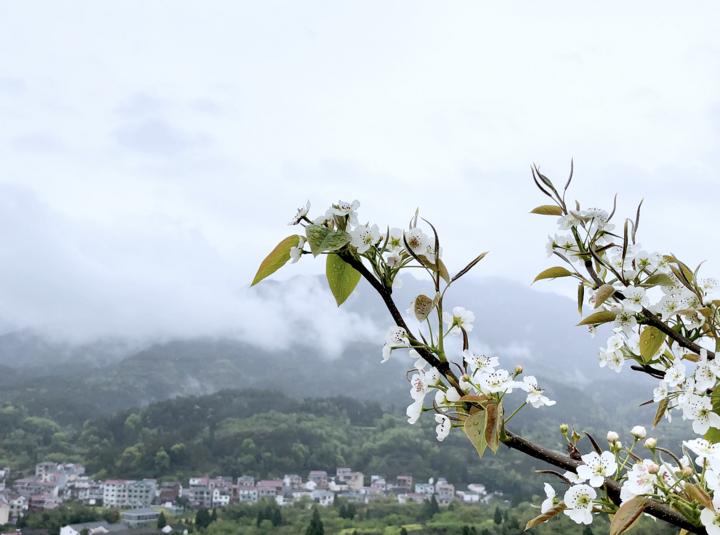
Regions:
[[607, 431, 620, 443], [644, 437, 657, 449], [630, 425, 647, 440], [514, 365, 524, 375], [559, 424, 569, 436], [647, 462, 660, 475], [681, 466, 693, 478]]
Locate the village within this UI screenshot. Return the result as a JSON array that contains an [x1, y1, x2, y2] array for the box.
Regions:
[[0, 462, 495, 532]]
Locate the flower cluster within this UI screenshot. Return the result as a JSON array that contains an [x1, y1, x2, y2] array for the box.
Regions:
[[284, 199, 556, 445], [529, 167, 720, 531], [535, 424, 720, 532], [288, 199, 441, 289], [545, 200, 720, 438]]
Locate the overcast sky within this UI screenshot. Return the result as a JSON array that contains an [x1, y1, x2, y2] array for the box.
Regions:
[[0, 1, 718, 346]]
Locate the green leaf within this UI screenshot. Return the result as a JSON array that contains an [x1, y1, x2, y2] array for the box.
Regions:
[[463, 409, 488, 458], [305, 225, 351, 256], [577, 283, 585, 315], [251, 235, 300, 286], [639, 327, 665, 362], [643, 273, 675, 287], [533, 266, 573, 283], [609, 496, 647, 535], [593, 284, 615, 308], [530, 205, 564, 216], [577, 309, 617, 326], [326, 254, 361, 306]]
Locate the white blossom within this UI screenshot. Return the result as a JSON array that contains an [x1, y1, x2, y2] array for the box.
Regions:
[[681, 394, 720, 435], [410, 373, 428, 402], [463, 350, 498, 376], [664, 360, 686, 387], [576, 451, 617, 487], [613, 309, 638, 337], [381, 326, 408, 363], [695, 361, 719, 391], [598, 348, 624, 373], [541, 483, 555, 514], [289, 236, 306, 263], [620, 459, 657, 502], [630, 426, 647, 440], [288, 200, 310, 225], [518, 376, 556, 408], [563, 484, 596, 525], [327, 200, 360, 226], [403, 228, 431, 256], [700, 496, 720, 535], [435, 413, 451, 441], [349, 223, 381, 253], [563, 470, 582, 484], [444, 306, 475, 334], [636, 250, 662, 272], [653, 381, 669, 402], [684, 438, 720, 470], [622, 286, 648, 313], [386, 228, 404, 252], [434, 388, 461, 407], [478, 369, 513, 394], [406, 399, 423, 424]]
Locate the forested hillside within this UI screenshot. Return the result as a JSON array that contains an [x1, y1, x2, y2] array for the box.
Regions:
[[0, 386, 689, 506]]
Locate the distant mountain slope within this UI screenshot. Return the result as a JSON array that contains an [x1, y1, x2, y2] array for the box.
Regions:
[[0, 274, 642, 422]]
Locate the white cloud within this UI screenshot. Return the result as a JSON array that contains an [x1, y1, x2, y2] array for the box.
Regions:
[[0, 1, 718, 340]]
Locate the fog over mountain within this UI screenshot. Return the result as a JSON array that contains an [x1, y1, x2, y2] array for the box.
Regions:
[[0, 272, 654, 425], [0, 273, 607, 377]]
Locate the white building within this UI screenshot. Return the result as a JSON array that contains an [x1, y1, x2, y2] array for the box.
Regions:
[[238, 486, 258, 503], [415, 483, 435, 496], [0, 497, 9, 525], [311, 490, 334, 507], [456, 491, 481, 503], [102, 479, 157, 508], [60, 521, 126, 535]]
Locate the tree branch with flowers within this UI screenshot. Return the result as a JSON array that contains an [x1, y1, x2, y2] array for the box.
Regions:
[[252, 168, 720, 534]]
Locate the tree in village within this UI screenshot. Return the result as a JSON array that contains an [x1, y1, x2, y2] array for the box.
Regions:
[[253, 166, 720, 534], [157, 511, 167, 529], [305, 506, 324, 535], [194, 507, 212, 530]]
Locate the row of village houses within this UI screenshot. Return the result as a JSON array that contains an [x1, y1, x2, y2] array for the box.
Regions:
[[0, 463, 491, 525]]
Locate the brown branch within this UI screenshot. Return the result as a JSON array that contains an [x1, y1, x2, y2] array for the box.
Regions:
[[337, 251, 460, 389], [343, 251, 704, 533]]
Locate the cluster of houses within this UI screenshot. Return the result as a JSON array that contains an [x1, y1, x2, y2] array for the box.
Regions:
[[0, 462, 493, 527]]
